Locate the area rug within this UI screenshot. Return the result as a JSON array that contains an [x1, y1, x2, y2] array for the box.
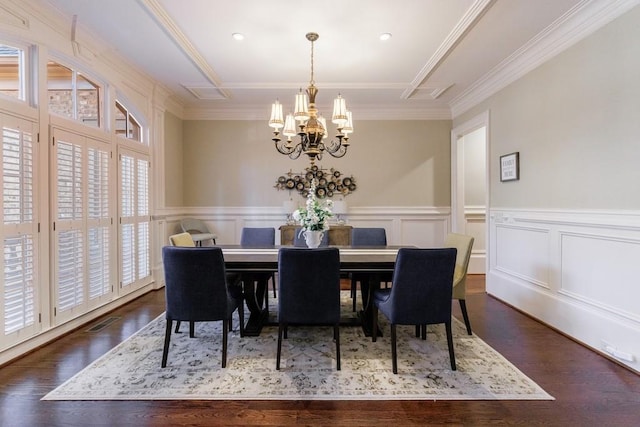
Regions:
[[43, 292, 553, 401]]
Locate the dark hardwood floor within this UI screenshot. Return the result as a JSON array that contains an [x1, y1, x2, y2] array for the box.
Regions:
[[1, 275, 638, 426]]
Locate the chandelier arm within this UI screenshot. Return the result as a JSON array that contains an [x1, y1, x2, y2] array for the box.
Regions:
[[275, 140, 299, 156], [288, 143, 303, 160], [322, 138, 346, 154], [327, 146, 347, 158]]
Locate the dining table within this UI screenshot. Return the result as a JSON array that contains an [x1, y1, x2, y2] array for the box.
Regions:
[[221, 245, 402, 337]]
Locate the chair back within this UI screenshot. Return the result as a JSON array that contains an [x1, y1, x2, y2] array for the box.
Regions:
[[277, 247, 340, 324], [292, 227, 329, 247], [352, 228, 387, 246], [180, 217, 209, 234], [444, 233, 474, 300], [240, 227, 275, 246], [169, 232, 195, 247], [383, 248, 457, 325], [162, 246, 234, 322]]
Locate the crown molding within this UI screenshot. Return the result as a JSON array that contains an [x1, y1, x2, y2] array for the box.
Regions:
[[183, 106, 451, 121], [139, 0, 230, 99], [450, 0, 640, 118]]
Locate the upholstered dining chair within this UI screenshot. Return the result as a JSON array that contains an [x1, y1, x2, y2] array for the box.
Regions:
[[276, 247, 341, 370], [444, 233, 475, 335], [169, 231, 195, 247], [161, 246, 244, 368], [372, 247, 457, 374], [180, 217, 217, 246], [292, 227, 329, 247], [350, 228, 391, 311], [240, 227, 277, 298]]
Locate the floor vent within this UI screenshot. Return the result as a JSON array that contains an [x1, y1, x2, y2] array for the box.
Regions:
[[86, 316, 121, 332]]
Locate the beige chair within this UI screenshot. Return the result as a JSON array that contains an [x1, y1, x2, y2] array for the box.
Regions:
[[445, 233, 475, 335], [180, 218, 217, 246], [169, 232, 195, 247]]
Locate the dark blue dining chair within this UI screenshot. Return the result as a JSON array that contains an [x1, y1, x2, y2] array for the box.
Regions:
[[292, 227, 329, 247], [161, 246, 244, 368], [372, 247, 457, 374], [240, 227, 277, 297], [350, 227, 391, 311], [276, 247, 341, 370]]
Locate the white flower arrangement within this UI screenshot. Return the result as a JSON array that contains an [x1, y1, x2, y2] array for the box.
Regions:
[[291, 180, 333, 232]]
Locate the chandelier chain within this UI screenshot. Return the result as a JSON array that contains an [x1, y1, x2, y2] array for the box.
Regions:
[[310, 37, 315, 85]]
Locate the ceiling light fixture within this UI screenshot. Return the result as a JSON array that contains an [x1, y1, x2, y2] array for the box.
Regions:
[[232, 33, 244, 41], [379, 32, 392, 41], [268, 32, 353, 164]]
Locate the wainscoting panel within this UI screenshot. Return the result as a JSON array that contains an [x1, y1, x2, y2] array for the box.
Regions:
[[488, 209, 640, 373], [560, 232, 640, 321], [495, 223, 550, 289]]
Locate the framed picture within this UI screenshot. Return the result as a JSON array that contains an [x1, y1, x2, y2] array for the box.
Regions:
[[500, 152, 520, 182]]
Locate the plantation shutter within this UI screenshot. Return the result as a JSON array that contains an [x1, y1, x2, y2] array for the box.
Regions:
[[87, 146, 110, 299], [1, 115, 39, 343], [119, 150, 150, 291], [55, 138, 85, 314]]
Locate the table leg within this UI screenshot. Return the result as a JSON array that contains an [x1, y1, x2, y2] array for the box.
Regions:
[[358, 273, 383, 337], [241, 274, 269, 336]]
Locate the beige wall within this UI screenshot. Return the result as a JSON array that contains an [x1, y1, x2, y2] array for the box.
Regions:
[[454, 5, 640, 210], [181, 119, 452, 207], [164, 111, 184, 207]]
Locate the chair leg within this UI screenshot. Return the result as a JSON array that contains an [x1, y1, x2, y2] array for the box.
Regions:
[[175, 321, 181, 333], [271, 273, 277, 298], [372, 305, 378, 342], [238, 305, 245, 338], [391, 323, 398, 374], [351, 278, 357, 312], [222, 319, 228, 368], [161, 319, 172, 368], [334, 324, 341, 371], [189, 321, 195, 338], [415, 324, 420, 338], [459, 299, 472, 335], [421, 324, 426, 340], [445, 321, 456, 371], [276, 323, 284, 370]]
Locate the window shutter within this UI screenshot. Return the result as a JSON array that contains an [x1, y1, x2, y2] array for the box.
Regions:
[[87, 147, 110, 299], [2, 117, 38, 340]]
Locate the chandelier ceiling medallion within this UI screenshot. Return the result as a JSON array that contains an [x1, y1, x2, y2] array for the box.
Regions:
[[268, 32, 353, 165]]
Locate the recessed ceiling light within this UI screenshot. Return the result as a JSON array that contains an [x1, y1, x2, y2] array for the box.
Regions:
[[232, 33, 245, 41], [379, 33, 392, 41]]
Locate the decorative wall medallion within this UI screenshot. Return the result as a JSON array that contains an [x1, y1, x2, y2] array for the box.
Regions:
[[275, 166, 357, 199]]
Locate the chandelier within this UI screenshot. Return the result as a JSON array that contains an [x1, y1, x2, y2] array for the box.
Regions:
[[268, 32, 353, 164]]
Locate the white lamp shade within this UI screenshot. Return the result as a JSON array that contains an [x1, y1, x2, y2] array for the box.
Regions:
[[342, 111, 353, 135], [332, 200, 347, 215], [294, 90, 310, 121], [268, 100, 284, 129], [318, 115, 328, 139], [283, 200, 297, 214], [282, 114, 297, 137], [331, 94, 348, 126]]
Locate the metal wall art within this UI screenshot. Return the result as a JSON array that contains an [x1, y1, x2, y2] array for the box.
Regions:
[[275, 165, 357, 199]]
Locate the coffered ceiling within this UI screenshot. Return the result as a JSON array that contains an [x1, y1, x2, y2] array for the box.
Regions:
[[43, 0, 621, 120]]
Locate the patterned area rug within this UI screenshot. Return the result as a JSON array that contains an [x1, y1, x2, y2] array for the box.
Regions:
[[43, 292, 553, 401]]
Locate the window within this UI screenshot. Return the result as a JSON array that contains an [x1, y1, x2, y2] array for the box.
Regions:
[[47, 61, 101, 128], [52, 129, 113, 323], [1, 114, 39, 344], [0, 43, 24, 101], [119, 149, 150, 290], [115, 100, 141, 142]]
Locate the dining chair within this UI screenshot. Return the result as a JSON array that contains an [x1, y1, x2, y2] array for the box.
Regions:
[[180, 217, 217, 246], [276, 247, 341, 370], [240, 227, 277, 298], [161, 246, 244, 368], [168, 231, 195, 247], [292, 227, 329, 247], [445, 233, 475, 335], [372, 247, 457, 374], [350, 228, 391, 311]]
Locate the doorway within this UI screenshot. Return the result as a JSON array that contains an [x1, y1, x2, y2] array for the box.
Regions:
[[451, 112, 489, 274]]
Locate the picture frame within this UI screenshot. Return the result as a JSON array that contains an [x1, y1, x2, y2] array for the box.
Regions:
[[500, 152, 520, 182]]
